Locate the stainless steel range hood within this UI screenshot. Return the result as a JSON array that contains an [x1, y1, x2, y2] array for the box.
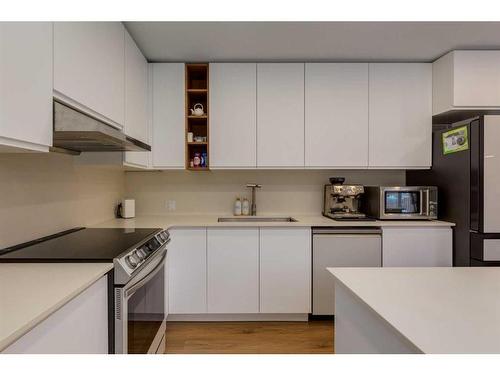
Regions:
[[52, 101, 151, 153]]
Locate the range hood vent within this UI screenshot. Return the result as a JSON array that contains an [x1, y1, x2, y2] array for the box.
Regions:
[[53, 101, 151, 153]]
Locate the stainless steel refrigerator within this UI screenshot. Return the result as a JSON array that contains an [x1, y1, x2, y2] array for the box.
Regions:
[[407, 115, 500, 266]]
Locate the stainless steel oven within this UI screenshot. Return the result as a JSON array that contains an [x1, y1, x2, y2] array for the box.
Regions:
[[363, 186, 438, 220], [114, 230, 170, 354]]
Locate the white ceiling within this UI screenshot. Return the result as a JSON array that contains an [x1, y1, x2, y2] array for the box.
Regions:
[[124, 22, 500, 62]]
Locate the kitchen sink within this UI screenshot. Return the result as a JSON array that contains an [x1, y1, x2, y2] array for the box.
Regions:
[[217, 216, 298, 223]]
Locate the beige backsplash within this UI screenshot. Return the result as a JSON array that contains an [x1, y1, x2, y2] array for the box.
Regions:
[[125, 169, 406, 216], [0, 153, 125, 248], [0, 155, 406, 248]]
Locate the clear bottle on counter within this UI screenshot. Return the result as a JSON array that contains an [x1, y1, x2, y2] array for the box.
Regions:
[[242, 198, 250, 216], [234, 197, 242, 216]]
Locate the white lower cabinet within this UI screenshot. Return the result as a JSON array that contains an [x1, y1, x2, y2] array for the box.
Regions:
[[382, 227, 453, 267], [168, 228, 207, 313], [207, 228, 259, 313], [259, 228, 312, 314], [3, 276, 108, 354], [168, 226, 312, 318]]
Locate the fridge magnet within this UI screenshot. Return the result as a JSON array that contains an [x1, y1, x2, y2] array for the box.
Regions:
[[442, 126, 469, 155]]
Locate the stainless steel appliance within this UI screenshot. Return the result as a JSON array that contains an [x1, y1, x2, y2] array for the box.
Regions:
[[323, 177, 367, 220], [407, 116, 500, 266], [312, 227, 382, 316], [53, 101, 151, 153], [363, 186, 438, 220], [114, 229, 170, 354], [0, 227, 169, 354]]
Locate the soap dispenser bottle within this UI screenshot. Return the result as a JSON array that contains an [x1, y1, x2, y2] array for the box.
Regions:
[[242, 198, 250, 216], [234, 197, 242, 216]]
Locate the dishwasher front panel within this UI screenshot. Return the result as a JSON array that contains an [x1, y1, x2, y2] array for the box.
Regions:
[[312, 232, 382, 315]]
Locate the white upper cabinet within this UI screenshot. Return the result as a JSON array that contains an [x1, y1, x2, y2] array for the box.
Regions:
[[124, 63, 152, 169], [151, 63, 185, 169], [257, 63, 305, 167], [433, 51, 500, 115], [0, 22, 52, 152], [54, 22, 125, 128], [124, 30, 148, 143], [210, 63, 257, 168], [305, 63, 369, 168], [207, 228, 259, 313], [123, 31, 150, 169], [368, 63, 432, 168]]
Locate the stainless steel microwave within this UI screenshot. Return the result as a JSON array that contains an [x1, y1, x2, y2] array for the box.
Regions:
[[363, 186, 438, 220]]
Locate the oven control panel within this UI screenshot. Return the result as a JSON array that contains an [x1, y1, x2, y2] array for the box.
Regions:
[[115, 230, 170, 280]]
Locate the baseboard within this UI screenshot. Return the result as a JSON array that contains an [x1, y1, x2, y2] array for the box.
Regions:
[[167, 313, 309, 322]]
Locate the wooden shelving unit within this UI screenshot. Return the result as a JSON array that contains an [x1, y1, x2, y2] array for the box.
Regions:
[[185, 63, 209, 170]]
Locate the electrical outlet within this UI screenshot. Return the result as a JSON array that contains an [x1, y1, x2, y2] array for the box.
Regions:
[[166, 200, 176, 211]]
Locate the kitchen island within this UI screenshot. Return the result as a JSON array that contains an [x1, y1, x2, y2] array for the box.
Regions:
[[0, 263, 112, 353], [328, 267, 500, 354]]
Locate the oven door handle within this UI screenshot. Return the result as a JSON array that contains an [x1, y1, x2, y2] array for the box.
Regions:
[[124, 247, 167, 297]]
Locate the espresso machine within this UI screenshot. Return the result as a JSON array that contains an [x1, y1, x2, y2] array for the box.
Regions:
[[323, 177, 370, 221]]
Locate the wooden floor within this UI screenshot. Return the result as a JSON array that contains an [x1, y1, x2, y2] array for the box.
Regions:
[[164, 320, 334, 354]]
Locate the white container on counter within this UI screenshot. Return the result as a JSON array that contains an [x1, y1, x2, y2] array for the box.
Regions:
[[234, 198, 242, 216], [121, 199, 135, 219], [242, 198, 250, 216]]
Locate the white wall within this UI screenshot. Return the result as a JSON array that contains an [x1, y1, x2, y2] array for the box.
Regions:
[[125, 170, 405, 216], [0, 153, 125, 248]]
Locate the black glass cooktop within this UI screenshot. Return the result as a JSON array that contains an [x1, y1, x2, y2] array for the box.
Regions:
[[0, 228, 160, 262]]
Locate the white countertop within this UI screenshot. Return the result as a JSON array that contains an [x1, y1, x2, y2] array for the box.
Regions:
[[94, 214, 454, 229], [328, 267, 500, 354], [0, 262, 113, 351]]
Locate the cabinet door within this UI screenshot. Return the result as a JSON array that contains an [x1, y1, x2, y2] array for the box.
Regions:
[[257, 63, 305, 167], [54, 22, 125, 128], [3, 276, 108, 354], [151, 63, 185, 169], [369, 63, 432, 168], [305, 63, 368, 167], [123, 32, 150, 168], [168, 228, 207, 313], [124, 30, 148, 144], [207, 228, 259, 313], [453, 51, 500, 108], [210, 63, 257, 168], [313, 233, 381, 315], [260, 228, 311, 313], [382, 227, 452, 267], [0, 22, 52, 152], [483, 116, 500, 233]]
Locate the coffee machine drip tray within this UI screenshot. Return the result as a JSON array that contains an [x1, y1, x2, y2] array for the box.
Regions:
[[324, 213, 377, 222]]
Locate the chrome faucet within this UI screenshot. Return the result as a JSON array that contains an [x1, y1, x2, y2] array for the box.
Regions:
[[246, 183, 262, 216]]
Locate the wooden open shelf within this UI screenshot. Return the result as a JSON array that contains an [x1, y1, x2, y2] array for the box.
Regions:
[[185, 63, 209, 170]]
